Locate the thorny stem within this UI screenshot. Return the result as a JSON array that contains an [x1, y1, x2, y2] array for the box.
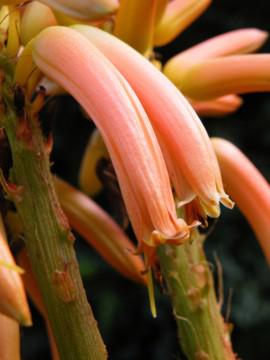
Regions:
[[0, 56, 107, 359], [158, 231, 236, 360]]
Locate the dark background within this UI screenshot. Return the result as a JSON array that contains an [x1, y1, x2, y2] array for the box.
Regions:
[[21, 1, 270, 359]]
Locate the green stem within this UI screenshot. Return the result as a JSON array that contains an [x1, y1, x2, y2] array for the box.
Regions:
[[158, 231, 236, 360], [1, 57, 107, 359]]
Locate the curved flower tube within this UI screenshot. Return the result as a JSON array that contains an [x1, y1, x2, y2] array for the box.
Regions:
[[79, 128, 109, 197], [179, 54, 270, 100], [0, 0, 118, 21], [5, 5, 20, 57], [212, 138, 270, 263], [114, 0, 157, 54], [54, 176, 147, 285], [155, 0, 168, 25], [190, 95, 243, 117], [154, 0, 211, 46], [73, 25, 233, 217], [41, 0, 118, 21], [20, 1, 57, 46], [32, 26, 190, 254], [0, 6, 9, 48], [14, 40, 42, 96], [0, 313, 20, 360], [164, 28, 268, 88], [0, 214, 31, 325]]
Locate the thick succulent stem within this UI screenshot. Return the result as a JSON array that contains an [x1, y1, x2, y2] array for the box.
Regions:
[[0, 56, 107, 360], [158, 231, 236, 360]]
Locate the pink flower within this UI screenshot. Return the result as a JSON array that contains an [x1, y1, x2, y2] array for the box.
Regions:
[[212, 138, 270, 263], [154, 0, 212, 46], [177, 54, 270, 100], [32, 26, 191, 260], [0, 215, 31, 325], [73, 25, 233, 217], [54, 176, 147, 285], [164, 28, 268, 90]]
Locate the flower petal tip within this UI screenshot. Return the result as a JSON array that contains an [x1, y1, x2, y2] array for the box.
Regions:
[[220, 194, 235, 210]]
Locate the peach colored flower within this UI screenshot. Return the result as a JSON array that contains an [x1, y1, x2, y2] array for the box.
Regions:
[[0, 0, 118, 21], [113, 0, 157, 54], [154, 0, 212, 46], [18, 249, 59, 360], [178, 54, 270, 100], [32, 26, 191, 258], [0, 313, 20, 360], [0, 214, 31, 325], [212, 138, 270, 263], [20, 1, 57, 46], [164, 28, 268, 89], [190, 95, 243, 117], [54, 176, 147, 285], [73, 25, 233, 217]]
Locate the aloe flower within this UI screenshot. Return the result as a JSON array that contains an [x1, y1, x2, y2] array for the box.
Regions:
[[54, 176, 147, 285], [5, 5, 20, 57], [32, 27, 191, 262], [18, 249, 59, 360], [212, 138, 270, 263], [0, 214, 31, 325], [0, 313, 20, 360], [0, 0, 118, 21], [73, 25, 233, 218], [154, 0, 212, 46], [114, 0, 156, 54], [0, 6, 9, 47], [178, 54, 270, 100], [162, 27, 270, 101], [79, 128, 109, 197], [164, 28, 268, 89], [20, 1, 57, 46], [190, 95, 243, 117]]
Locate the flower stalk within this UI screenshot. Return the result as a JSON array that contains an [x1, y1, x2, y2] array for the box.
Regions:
[[158, 230, 236, 360], [0, 55, 107, 360]]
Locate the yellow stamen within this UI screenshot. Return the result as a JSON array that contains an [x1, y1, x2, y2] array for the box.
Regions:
[[146, 266, 157, 318], [0, 260, 24, 274]]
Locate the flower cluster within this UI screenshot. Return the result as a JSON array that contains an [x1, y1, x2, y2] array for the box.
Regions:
[[0, 1, 269, 358]]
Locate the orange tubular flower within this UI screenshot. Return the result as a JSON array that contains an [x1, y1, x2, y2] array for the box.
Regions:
[[0, 215, 32, 326], [0, 0, 119, 21], [79, 128, 109, 197], [32, 27, 190, 257], [212, 138, 270, 263], [154, 0, 212, 47], [54, 176, 146, 285], [114, 0, 157, 54], [73, 25, 233, 218], [17, 249, 59, 360], [178, 54, 270, 100], [20, 1, 57, 46], [155, 0, 168, 26], [190, 95, 243, 117], [0, 313, 20, 360], [164, 28, 268, 88]]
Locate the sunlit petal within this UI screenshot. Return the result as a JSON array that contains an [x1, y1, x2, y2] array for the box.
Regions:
[[179, 55, 270, 100], [154, 0, 211, 46], [164, 28, 268, 88]]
